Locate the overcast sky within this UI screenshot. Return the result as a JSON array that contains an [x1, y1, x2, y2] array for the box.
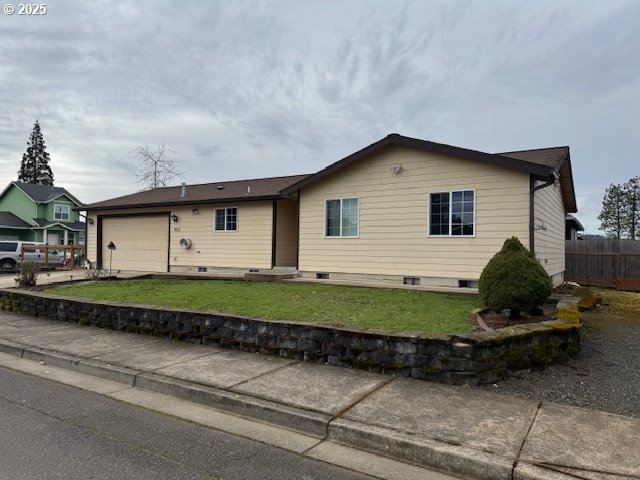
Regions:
[[1, 1, 639, 234]]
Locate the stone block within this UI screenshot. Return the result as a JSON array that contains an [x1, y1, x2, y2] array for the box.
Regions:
[[277, 335, 298, 349], [298, 337, 322, 353]]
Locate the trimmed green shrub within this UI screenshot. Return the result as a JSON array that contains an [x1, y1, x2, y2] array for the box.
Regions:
[[478, 237, 552, 315]]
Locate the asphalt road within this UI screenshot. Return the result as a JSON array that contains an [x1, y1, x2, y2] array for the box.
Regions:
[[0, 367, 374, 480]]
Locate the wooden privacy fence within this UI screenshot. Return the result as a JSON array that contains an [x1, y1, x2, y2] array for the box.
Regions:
[[566, 239, 640, 291]]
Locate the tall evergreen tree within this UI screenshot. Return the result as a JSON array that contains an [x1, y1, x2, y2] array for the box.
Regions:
[[598, 183, 626, 239], [622, 176, 640, 240], [17, 120, 54, 186]]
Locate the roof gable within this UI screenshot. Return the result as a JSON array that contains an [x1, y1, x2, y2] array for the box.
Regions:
[[280, 134, 559, 195], [3, 182, 83, 206]]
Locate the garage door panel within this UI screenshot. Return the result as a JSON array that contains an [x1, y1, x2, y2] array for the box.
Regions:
[[101, 215, 169, 272]]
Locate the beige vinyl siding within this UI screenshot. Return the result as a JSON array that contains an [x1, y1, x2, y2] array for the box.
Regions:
[[171, 202, 272, 269], [298, 145, 531, 280], [274, 199, 298, 267], [87, 201, 274, 271], [534, 180, 566, 283]]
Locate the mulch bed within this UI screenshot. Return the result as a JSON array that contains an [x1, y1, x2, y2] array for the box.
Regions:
[[473, 300, 559, 331]]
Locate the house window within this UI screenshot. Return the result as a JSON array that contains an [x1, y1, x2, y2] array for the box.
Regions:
[[326, 198, 359, 237], [214, 207, 237, 231], [54, 204, 70, 221], [429, 190, 475, 236]]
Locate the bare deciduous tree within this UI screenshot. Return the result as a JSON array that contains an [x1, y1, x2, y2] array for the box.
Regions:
[[135, 144, 183, 190]]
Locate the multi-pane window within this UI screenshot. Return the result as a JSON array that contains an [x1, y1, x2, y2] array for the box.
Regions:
[[54, 204, 70, 221], [214, 207, 238, 231], [326, 198, 359, 237], [429, 190, 474, 236]]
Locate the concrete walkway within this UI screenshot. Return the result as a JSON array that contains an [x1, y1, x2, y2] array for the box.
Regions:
[[0, 269, 149, 289], [0, 312, 637, 480]]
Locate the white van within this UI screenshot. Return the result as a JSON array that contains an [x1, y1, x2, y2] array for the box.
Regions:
[[0, 241, 66, 270]]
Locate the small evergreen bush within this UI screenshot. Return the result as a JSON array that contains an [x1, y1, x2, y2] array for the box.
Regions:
[[16, 261, 39, 287], [478, 237, 552, 315]]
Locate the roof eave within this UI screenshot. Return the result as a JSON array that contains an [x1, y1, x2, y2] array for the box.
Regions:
[[559, 151, 578, 214], [78, 194, 280, 212]]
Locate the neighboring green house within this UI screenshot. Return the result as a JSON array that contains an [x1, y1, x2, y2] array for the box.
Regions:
[[0, 181, 85, 244]]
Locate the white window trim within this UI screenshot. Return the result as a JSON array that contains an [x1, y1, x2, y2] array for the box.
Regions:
[[54, 204, 70, 221], [213, 207, 238, 232], [427, 189, 476, 238], [324, 197, 360, 238]]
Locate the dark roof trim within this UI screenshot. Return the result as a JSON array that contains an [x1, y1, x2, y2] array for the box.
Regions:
[[77, 194, 280, 212], [566, 214, 584, 231], [280, 134, 555, 195]]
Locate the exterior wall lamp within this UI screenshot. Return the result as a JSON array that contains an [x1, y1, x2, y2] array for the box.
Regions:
[[171, 214, 179, 223], [87, 218, 94, 225]]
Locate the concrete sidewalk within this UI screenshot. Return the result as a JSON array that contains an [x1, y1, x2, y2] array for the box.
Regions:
[[0, 312, 638, 480]]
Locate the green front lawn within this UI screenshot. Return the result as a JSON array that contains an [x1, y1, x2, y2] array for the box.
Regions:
[[46, 279, 477, 334]]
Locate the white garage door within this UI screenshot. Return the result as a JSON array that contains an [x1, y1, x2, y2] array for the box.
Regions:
[[101, 215, 169, 272]]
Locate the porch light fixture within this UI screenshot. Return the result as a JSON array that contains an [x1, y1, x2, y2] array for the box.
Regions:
[[171, 214, 179, 223], [191, 208, 199, 215], [87, 218, 94, 225]]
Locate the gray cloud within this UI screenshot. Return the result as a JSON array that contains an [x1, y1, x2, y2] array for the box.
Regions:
[[0, 0, 638, 234]]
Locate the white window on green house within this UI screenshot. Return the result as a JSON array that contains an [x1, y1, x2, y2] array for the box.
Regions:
[[325, 197, 359, 237], [54, 204, 70, 221], [429, 190, 475, 236], [214, 207, 238, 231]]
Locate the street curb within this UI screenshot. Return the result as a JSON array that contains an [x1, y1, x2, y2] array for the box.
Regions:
[[328, 417, 516, 480], [0, 339, 331, 439], [134, 373, 331, 439], [0, 339, 27, 357], [20, 347, 138, 386], [513, 463, 587, 480]]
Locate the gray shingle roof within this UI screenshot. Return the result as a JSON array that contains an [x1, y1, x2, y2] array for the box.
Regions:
[[82, 174, 311, 211], [0, 212, 33, 228], [498, 146, 569, 169], [13, 182, 83, 205]]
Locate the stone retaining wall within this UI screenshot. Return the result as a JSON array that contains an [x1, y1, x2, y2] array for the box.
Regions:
[[0, 289, 581, 385]]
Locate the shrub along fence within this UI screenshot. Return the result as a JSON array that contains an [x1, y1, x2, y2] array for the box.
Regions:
[[0, 289, 581, 385], [566, 239, 640, 291]]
